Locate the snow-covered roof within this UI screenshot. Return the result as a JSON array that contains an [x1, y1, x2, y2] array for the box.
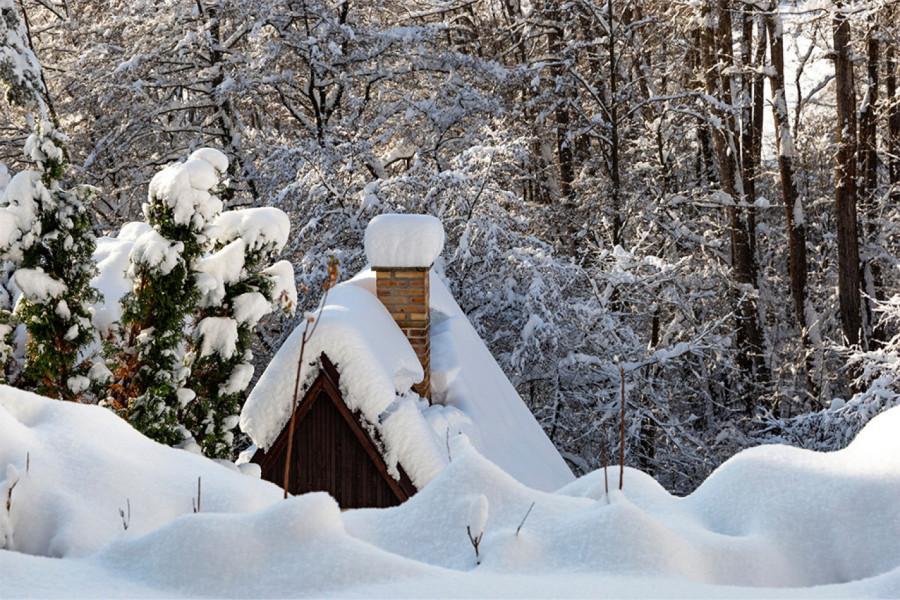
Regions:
[[241, 268, 575, 493]]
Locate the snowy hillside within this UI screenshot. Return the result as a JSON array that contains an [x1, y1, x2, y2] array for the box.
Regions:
[[2, 384, 899, 598]]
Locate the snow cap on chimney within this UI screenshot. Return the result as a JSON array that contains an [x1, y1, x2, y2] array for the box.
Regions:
[[364, 214, 444, 268], [365, 214, 444, 402]]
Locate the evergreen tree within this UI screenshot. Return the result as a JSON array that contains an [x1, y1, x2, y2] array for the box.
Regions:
[[0, 266, 14, 384], [0, 0, 44, 110], [0, 119, 99, 400], [109, 148, 227, 445], [186, 207, 295, 458]]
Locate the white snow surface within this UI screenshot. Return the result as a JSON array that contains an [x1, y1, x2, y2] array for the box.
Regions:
[[241, 267, 573, 493], [146, 152, 225, 229], [213, 207, 290, 255], [232, 291, 271, 328], [364, 213, 445, 267], [187, 147, 228, 174], [127, 229, 183, 277], [0, 385, 281, 559], [12, 268, 66, 304], [0, 170, 43, 262], [195, 238, 245, 307], [262, 259, 297, 312], [2, 385, 900, 598], [240, 282, 426, 477], [91, 226, 150, 337], [195, 316, 239, 360]]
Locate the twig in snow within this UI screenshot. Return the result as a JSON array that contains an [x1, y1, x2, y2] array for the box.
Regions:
[[445, 428, 452, 462], [5, 474, 18, 513], [192, 476, 201, 513], [618, 359, 626, 491], [119, 499, 131, 531], [467, 525, 483, 564], [601, 438, 609, 503], [516, 502, 535, 536]]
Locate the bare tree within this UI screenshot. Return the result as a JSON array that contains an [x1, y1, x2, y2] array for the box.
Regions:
[[832, 2, 863, 348]]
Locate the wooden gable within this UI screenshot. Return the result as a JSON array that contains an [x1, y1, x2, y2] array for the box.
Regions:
[[251, 354, 417, 508]]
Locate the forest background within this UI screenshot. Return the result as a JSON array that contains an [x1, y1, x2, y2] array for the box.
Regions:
[[2, 0, 899, 494]]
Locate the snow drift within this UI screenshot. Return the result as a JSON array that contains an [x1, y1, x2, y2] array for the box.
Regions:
[[2, 385, 900, 597]]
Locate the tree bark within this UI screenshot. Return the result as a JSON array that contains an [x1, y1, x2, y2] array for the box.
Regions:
[[765, 6, 813, 395], [832, 5, 863, 347], [889, 18, 900, 207], [701, 0, 768, 394], [859, 21, 882, 344], [545, 0, 575, 202]]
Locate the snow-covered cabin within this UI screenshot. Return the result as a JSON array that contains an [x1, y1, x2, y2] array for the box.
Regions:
[[240, 214, 573, 508]]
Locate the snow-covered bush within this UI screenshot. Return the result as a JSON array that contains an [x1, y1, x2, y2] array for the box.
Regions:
[[108, 149, 228, 445], [186, 207, 296, 458], [0, 0, 44, 110], [756, 295, 900, 451], [0, 119, 100, 401]]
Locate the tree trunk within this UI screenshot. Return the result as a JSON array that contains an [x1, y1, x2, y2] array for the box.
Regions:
[[765, 6, 813, 395], [859, 22, 881, 344], [545, 0, 575, 202], [701, 0, 768, 396], [889, 20, 900, 207], [606, 0, 623, 247], [739, 7, 761, 270], [832, 5, 863, 347]]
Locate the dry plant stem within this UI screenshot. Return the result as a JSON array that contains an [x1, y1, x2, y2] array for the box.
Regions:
[[119, 498, 130, 531], [619, 364, 625, 491], [516, 502, 535, 536], [282, 284, 333, 500], [282, 320, 311, 500], [467, 525, 483, 564], [5, 476, 17, 513], [601, 438, 609, 499], [193, 476, 201, 513]]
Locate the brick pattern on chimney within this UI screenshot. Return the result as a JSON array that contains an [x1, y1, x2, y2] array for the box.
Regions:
[[374, 266, 431, 401]]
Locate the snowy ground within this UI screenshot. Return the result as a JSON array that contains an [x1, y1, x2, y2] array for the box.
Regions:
[[2, 384, 899, 598]]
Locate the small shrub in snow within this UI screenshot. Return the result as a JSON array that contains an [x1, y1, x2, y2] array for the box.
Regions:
[[0, 119, 100, 401], [466, 494, 488, 565]]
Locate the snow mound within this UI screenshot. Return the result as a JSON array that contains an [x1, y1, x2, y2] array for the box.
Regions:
[[2, 388, 900, 597], [0, 385, 281, 558], [345, 421, 900, 588], [364, 213, 445, 267]]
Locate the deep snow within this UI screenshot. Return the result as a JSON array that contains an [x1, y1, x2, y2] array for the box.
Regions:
[[2, 385, 900, 598]]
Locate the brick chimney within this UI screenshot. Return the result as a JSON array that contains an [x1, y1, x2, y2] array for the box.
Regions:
[[364, 215, 444, 402]]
